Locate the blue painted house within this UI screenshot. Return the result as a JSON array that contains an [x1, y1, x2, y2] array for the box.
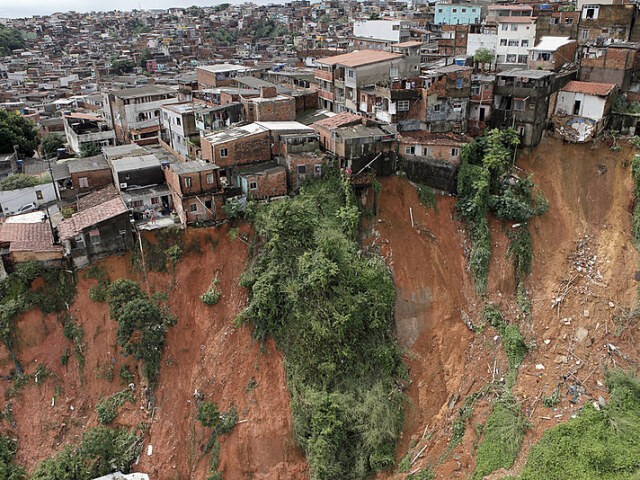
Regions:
[[434, 3, 481, 25]]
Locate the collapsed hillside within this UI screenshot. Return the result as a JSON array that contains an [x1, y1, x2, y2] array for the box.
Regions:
[[1, 135, 639, 479]]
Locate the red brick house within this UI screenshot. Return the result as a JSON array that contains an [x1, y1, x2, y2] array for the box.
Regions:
[[66, 154, 113, 193], [165, 160, 224, 224]]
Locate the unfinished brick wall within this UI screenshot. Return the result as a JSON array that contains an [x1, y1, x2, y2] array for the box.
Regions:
[[71, 168, 114, 192], [201, 131, 271, 167], [244, 169, 287, 199]]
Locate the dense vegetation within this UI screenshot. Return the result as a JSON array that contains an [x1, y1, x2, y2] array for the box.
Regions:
[[79, 142, 102, 158], [457, 129, 548, 292], [0, 109, 40, 156], [0, 262, 76, 373], [31, 426, 141, 480], [0, 434, 25, 480], [107, 279, 176, 385], [518, 370, 640, 479], [0, 26, 26, 56], [0, 173, 49, 191], [238, 171, 405, 480], [197, 402, 238, 480], [251, 20, 289, 38], [41, 133, 65, 157]]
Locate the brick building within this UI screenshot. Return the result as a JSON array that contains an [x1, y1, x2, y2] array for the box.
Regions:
[[165, 160, 224, 224], [242, 87, 296, 122], [236, 163, 287, 199], [66, 154, 114, 193]]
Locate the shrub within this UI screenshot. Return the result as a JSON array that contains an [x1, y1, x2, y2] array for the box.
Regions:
[[197, 402, 221, 429], [96, 389, 134, 424], [0, 434, 25, 480], [201, 278, 222, 305], [417, 184, 437, 213], [119, 365, 134, 386]]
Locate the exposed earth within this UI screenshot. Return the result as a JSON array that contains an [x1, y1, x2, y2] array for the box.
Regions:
[[2, 135, 639, 479]]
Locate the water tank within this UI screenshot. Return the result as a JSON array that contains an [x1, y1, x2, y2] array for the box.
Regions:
[[454, 58, 466, 66]]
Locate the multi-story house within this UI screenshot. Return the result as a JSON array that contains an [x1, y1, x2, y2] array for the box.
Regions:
[[491, 68, 574, 148], [433, 2, 481, 26], [577, 4, 637, 45], [527, 36, 577, 71], [579, 43, 640, 94], [315, 49, 419, 113], [160, 102, 199, 160], [63, 113, 116, 154], [352, 20, 411, 44], [422, 64, 472, 133], [164, 160, 224, 224], [103, 85, 178, 145], [496, 17, 537, 70]]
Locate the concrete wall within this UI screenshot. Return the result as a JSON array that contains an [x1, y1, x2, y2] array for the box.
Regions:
[[71, 168, 113, 192], [201, 131, 271, 167], [555, 91, 607, 120], [400, 156, 459, 193], [0, 182, 57, 216], [352, 20, 409, 43], [434, 3, 481, 25], [467, 33, 498, 57]]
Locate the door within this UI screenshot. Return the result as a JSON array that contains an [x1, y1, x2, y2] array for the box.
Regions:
[[479, 107, 486, 122], [573, 100, 581, 116]]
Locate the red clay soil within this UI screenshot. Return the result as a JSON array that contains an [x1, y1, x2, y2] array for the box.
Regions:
[[2, 135, 640, 480], [0, 224, 308, 480], [374, 135, 640, 479]]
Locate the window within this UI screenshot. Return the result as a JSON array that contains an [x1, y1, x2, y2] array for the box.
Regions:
[[506, 54, 517, 63], [438, 8, 442, 12], [517, 125, 525, 136], [584, 7, 597, 19], [462, 9, 466, 12], [184, 177, 192, 188], [190, 203, 198, 212], [249, 181, 257, 190], [405, 146, 415, 155], [205, 200, 212, 209], [456, 78, 463, 89], [36, 190, 43, 200], [521, 39, 529, 47], [451, 148, 459, 158], [433, 104, 441, 112], [508, 40, 519, 46], [206, 173, 215, 184], [565, 18, 574, 24], [219, 148, 228, 158], [348, 69, 354, 78], [453, 101, 463, 111], [314, 164, 322, 175], [75, 235, 85, 248], [79, 176, 89, 188], [298, 165, 306, 174], [550, 17, 559, 25], [471, 85, 480, 96], [514, 99, 525, 111], [132, 200, 144, 208], [452, 8, 457, 12], [397, 100, 410, 111], [511, 24, 518, 31], [90, 230, 101, 245], [392, 24, 400, 30], [502, 24, 508, 31], [361, 94, 366, 102], [518, 55, 528, 64], [176, 117, 181, 126], [500, 39, 508, 46], [582, 28, 589, 39], [151, 197, 159, 205]]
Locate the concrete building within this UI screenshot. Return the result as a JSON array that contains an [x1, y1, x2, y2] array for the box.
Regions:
[[0, 211, 63, 264], [422, 64, 472, 134], [66, 155, 113, 193], [315, 49, 419, 113], [242, 87, 297, 122], [553, 80, 617, 142], [63, 113, 115, 154], [528, 36, 577, 71], [467, 26, 498, 58], [579, 43, 640, 92], [236, 163, 288, 199], [103, 85, 178, 146], [491, 69, 574, 148], [486, 5, 534, 25], [352, 20, 411, 44], [161, 102, 199, 160], [434, 2, 481, 26], [496, 17, 537, 70]]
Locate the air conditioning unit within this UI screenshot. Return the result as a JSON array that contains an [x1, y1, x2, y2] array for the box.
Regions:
[[120, 182, 127, 189]]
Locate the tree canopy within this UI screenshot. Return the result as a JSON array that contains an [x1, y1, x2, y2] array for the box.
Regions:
[[79, 142, 102, 158], [0, 26, 26, 56], [42, 133, 65, 157], [0, 109, 39, 156]]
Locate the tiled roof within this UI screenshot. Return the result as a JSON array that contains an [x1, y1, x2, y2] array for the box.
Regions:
[[561, 81, 616, 96], [77, 185, 120, 211], [58, 197, 128, 240], [313, 112, 363, 129], [497, 16, 537, 23], [398, 131, 471, 146], [0, 216, 62, 253], [316, 49, 403, 67]]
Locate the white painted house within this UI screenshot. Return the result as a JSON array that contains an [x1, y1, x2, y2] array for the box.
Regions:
[[352, 20, 411, 43], [496, 17, 536, 70]]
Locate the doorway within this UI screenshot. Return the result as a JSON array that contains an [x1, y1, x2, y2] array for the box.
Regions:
[[573, 100, 581, 116]]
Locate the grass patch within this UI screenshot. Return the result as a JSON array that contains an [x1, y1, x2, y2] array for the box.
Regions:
[[417, 184, 437, 213], [519, 370, 640, 480], [201, 277, 222, 305], [472, 394, 527, 480]]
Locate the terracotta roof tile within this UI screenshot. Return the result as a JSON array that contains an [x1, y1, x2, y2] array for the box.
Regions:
[[77, 185, 120, 211], [313, 112, 363, 129], [316, 49, 404, 67], [561, 81, 617, 96], [0, 220, 62, 253], [58, 197, 128, 240]]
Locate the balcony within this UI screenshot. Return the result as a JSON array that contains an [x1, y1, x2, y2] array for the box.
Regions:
[[318, 89, 334, 102], [315, 69, 334, 82], [375, 107, 392, 124]]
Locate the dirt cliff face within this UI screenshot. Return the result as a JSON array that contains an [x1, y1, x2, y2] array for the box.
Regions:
[[2, 136, 639, 480]]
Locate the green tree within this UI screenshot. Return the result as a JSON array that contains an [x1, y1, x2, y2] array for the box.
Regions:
[[138, 47, 152, 69], [110, 59, 136, 75], [474, 48, 495, 72], [369, 12, 381, 19], [0, 26, 26, 56], [0, 434, 26, 480], [79, 142, 102, 158], [0, 109, 39, 156], [41, 133, 65, 157]]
